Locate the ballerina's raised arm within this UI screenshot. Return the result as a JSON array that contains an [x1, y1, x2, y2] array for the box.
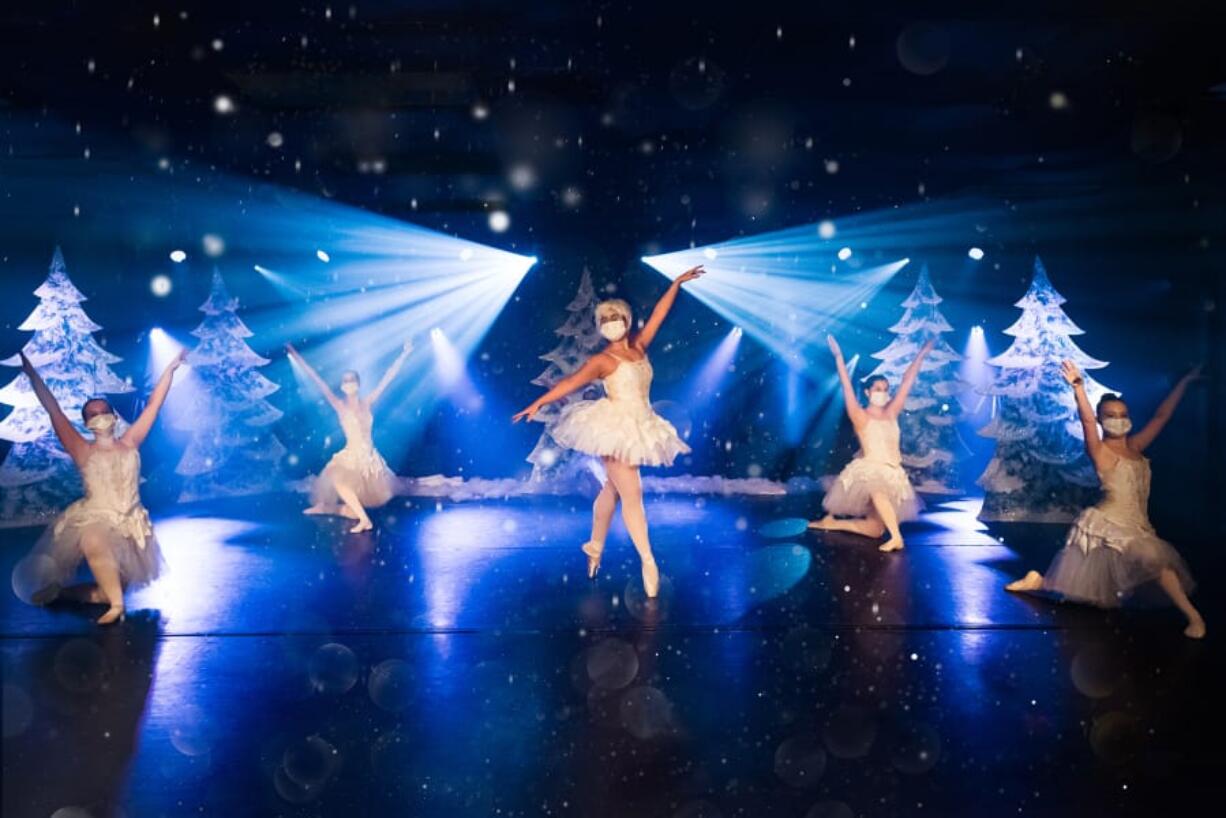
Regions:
[[826, 334, 868, 428], [367, 340, 414, 408], [19, 351, 90, 464], [122, 349, 187, 448], [1129, 364, 1203, 452], [885, 337, 937, 417], [633, 265, 705, 351], [287, 343, 343, 412]]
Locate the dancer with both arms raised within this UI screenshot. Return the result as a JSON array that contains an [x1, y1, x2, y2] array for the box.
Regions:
[[1007, 360, 1205, 639], [14, 349, 186, 624], [287, 340, 413, 533], [810, 334, 934, 552], [512, 266, 704, 598]]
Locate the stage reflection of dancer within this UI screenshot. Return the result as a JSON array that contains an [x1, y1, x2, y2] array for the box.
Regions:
[[287, 340, 413, 533], [810, 335, 933, 552], [15, 349, 185, 624], [1007, 361, 1205, 639], [512, 267, 704, 597]]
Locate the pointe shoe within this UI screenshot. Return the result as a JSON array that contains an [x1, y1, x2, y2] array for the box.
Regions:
[[641, 560, 660, 599], [1005, 570, 1044, 593], [1184, 617, 1207, 639], [96, 605, 125, 625], [350, 519, 374, 533], [878, 537, 905, 553], [581, 542, 603, 579]]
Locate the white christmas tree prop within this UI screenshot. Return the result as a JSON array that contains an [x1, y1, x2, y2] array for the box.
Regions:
[[977, 257, 1113, 522], [0, 247, 133, 523], [173, 269, 286, 501], [868, 264, 967, 495]]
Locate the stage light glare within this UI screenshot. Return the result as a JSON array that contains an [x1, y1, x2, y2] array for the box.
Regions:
[[316, 249, 331, 263], [169, 250, 187, 263], [731, 326, 743, 338], [703, 248, 719, 260], [488, 210, 510, 232], [431, 327, 444, 340], [968, 247, 985, 260], [972, 325, 984, 335], [837, 247, 852, 260], [459, 248, 474, 261], [817, 220, 837, 239]]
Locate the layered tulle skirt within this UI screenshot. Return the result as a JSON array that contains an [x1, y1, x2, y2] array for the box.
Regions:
[[822, 458, 922, 521], [1042, 507, 1195, 607], [311, 445, 396, 508], [551, 398, 690, 467], [12, 501, 164, 604]]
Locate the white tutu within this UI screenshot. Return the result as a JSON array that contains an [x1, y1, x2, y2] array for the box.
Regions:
[[822, 458, 922, 521], [551, 398, 690, 467], [549, 355, 689, 468], [12, 445, 164, 605], [311, 446, 396, 508], [1042, 507, 1194, 608]]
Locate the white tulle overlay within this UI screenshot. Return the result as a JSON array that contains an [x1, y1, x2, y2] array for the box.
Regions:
[[1042, 456, 1194, 607], [13, 445, 163, 604], [550, 357, 690, 467], [822, 417, 922, 521], [310, 403, 396, 508]]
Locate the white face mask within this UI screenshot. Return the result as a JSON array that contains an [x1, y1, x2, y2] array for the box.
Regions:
[[1101, 417, 1132, 437], [600, 319, 628, 342], [868, 391, 891, 408], [86, 413, 117, 434], [340, 382, 360, 396]]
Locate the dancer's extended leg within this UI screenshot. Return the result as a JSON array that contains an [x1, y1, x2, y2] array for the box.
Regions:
[[810, 514, 886, 539], [603, 458, 659, 598]]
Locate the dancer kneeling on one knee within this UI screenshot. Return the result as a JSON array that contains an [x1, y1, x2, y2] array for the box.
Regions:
[[1007, 361, 1205, 639], [13, 350, 185, 624], [287, 340, 412, 533], [512, 266, 704, 598], [810, 334, 933, 552]]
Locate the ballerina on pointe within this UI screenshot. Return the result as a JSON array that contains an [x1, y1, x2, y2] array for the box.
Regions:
[[287, 340, 413, 533], [1007, 360, 1205, 639], [512, 266, 704, 598], [810, 334, 933, 552], [14, 349, 186, 624]]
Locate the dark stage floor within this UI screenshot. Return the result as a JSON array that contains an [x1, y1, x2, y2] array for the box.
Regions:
[[3, 493, 1224, 818]]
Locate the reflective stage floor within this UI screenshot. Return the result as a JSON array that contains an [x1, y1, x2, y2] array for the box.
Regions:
[[3, 493, 1224, 817]]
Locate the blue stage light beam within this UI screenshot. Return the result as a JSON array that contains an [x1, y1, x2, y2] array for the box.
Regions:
[[429, 328, 484, 413], [687, 326, 743, 404], [642, 233, 909, 373]]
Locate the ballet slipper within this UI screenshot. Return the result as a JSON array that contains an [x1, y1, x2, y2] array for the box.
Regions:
[[96, 605, 125, 625], [349, 519, 374, 533], [581, 541, 603, 579], [1005, 571, 1044, 593], [878, 537, 905, 553], [1184, 615, 1207, 640]]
